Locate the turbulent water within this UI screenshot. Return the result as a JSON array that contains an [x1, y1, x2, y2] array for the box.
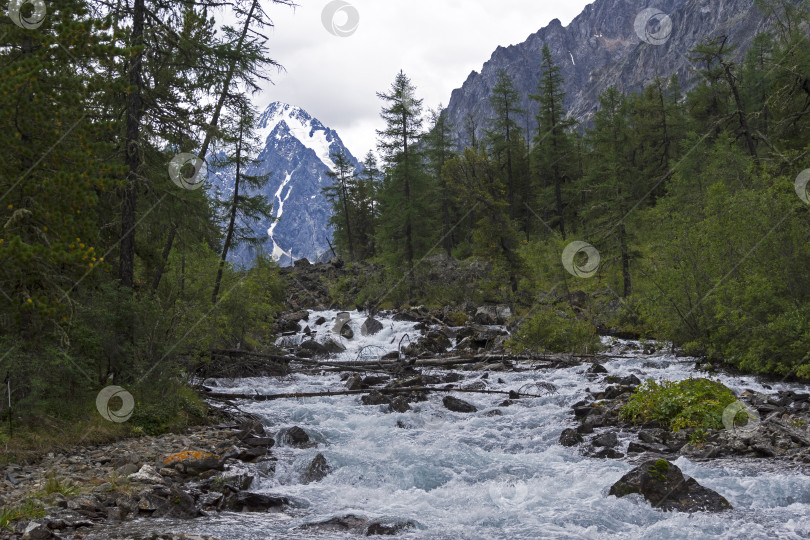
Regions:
[[85, 310, 810, 539]]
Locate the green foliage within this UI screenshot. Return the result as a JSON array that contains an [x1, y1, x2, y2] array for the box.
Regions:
[[620, 379, 738, 432], [42, 473, 78, 497], [647, 459, 670, 481], [508, 304, 602, 354], [0, 499, 45, 530]]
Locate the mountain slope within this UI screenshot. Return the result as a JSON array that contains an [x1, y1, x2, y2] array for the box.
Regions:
[[211, 102, 359, 267], [445, 0, 778, 145]]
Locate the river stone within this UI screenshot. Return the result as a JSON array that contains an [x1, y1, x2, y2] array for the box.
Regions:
[[609, 459, 732, 513], [475, 306, 499, 325], [235, 492, 289, 512], [303, 453, 331, 484], [587, 363, 608, 374], [332, 311, 351, 333], [128, 464, 164, 484], [153, 485, 200, 518], [362, 390, 392, 406], [322, 338, 346, 354], [443, 396, 478, 413], [364, 517, 417, 536], [21, 521, 52, 540], [559, 428, 583, 447], [361, 316, 384, 336], [388, 396, 411, 413], [299, 514, 368, 532], [280, 426, 310, 446], [592, 432, 619, 448], [340, 324, 354, 340]]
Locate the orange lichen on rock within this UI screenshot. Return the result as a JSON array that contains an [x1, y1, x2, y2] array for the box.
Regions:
[[163, 450, 217, 466]]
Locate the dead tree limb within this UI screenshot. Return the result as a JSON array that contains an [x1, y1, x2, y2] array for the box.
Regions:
[[203, 386, 549, 402]]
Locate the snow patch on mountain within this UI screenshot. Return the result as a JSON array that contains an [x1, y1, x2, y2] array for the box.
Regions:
[[256, 102, 338, 171], [211, 101, 360, 267]]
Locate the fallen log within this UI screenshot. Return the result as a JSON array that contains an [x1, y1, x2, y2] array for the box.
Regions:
[[203, 385, 550, 402]]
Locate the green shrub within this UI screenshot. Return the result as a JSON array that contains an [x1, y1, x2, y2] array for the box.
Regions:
[[620, 378, 737, 432], [508, 305, 602, 354]]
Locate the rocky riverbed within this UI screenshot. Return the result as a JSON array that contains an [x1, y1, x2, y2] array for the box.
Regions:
[[2, 308, 810, 539]]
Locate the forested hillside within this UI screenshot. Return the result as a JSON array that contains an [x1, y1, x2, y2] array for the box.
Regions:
[[323, 1, 810, 379], [0, 0, 809, 447]]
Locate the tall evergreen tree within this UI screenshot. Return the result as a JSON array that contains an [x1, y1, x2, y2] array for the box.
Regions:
[[212, 100, 274, 304], [375, 71, 435, 297], [486, 69, 525, 221], [323, 150, 358, 261], [424, 106, 457, 256], [583, 87, 637, 297], [530, 45, 576, 239]]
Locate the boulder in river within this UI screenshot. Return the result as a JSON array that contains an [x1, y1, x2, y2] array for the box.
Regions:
[[608, 459, 732, 513], [361, 316, 384, 336], [234, 492, 289, 512], [592, 432, 619, 448], [340, 324, 354, 340], [587, 363, 608, 374], [559, 428, 583, 447], [388, 396, 411, 413], [303, 453, 330, 484], [332, 312, 351, 335], [279, 426, 310, 447], [362, 390, 392, 406], [443, 396, 478, 413], [321, 338, 347, 354]]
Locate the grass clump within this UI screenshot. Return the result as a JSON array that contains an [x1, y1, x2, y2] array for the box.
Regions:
[[0, 499, 45, 530], [619, 378, 738, 432]]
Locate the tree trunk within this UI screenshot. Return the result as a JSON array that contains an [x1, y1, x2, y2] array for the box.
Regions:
[[150, 223, 176, 294], [212, 125, 243, 304], [340, 170, 355, 260], [119, 0, 144, 289]]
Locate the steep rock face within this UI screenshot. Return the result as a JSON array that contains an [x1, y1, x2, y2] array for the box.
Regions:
[[210, 102, 359, 267], [445, 0, 775, 146]]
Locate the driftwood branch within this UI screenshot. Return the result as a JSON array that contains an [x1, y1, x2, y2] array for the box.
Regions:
[[203, 386, 549, 402]]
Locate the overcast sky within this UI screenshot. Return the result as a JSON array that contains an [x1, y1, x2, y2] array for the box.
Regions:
[[255, 0, 592, 159]]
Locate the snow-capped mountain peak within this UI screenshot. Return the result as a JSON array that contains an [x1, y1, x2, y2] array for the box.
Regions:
[[256, 102, 338, 171], [210, 101, 359, 266]]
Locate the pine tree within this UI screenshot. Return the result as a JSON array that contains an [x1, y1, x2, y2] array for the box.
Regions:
[[375, 71, 435, 297], [583, 87, 636, 297], [486, 69, 525, 221], [212, 100, 274, 304], [424, 106, 457, 256], [444, 149, 521, 292], [530, 45, 576, 239], [323, 149, 358, 261], [689, 36, 759, 163]]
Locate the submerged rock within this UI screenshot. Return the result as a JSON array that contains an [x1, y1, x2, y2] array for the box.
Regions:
[[362, 390, 392, 406], [303, 453, 330, 484], [608, 459, 732, 513], [388, 396, 411, 413], [559, 428, 583, 447], [443, 396, 478, 413], [279, 426, 310, 447], [361, 316, 384, 336]]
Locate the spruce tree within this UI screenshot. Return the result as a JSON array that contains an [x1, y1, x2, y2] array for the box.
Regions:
[[530, 45, 576, 239], [486, 69, 525, 221], [375, 71, 434, 297]]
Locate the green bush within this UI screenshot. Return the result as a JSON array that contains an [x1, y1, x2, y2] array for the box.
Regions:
[[508, 304, 602, 354], [620, 378, 738, 432]]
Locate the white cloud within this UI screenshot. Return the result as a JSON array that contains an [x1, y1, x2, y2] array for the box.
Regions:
[[256, 0, 591, 159]]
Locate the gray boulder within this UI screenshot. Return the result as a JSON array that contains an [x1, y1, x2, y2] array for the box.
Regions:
[[609, 459, 732, 513]]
